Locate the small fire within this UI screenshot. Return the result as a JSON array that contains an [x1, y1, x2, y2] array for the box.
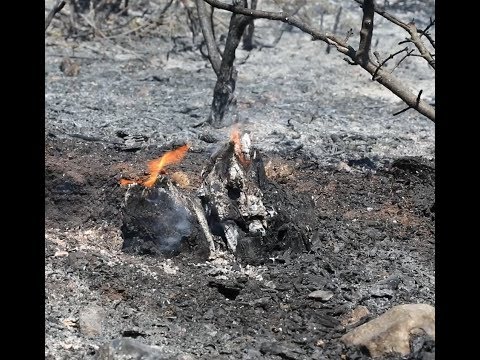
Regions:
[[120, 144, 190, 188], [230, 126, 250, 167]]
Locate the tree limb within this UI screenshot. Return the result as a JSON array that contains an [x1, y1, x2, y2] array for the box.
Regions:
[[408, 21, 435, 69], [419, 18, 435, 48], [45, 0, 66, 32], [202, 0, 354, 55], [372, 46, 408, 80], [393, 90, 423, 116], [196, 0, 222, 75]]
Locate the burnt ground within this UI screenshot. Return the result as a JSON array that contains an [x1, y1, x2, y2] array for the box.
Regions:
[[45, 1, 435, 359]]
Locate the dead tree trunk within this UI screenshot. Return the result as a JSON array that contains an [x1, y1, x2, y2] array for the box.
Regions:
[[196, 0, 252, 128], [210, 8, 251, 127]]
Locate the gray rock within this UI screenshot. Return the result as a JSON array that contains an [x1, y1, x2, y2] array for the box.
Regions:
[[308, 290, 334, 301], [79, 305, 105, 337], [341, 303, 435, 358], [96, 338, 180, 360]]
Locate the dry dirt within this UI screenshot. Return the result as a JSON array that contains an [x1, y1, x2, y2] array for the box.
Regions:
[[45, 1, 435, 359]]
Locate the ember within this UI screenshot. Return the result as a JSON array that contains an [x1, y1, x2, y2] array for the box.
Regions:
[[120, 144, 189, 187], [230, 126, 251, 167]]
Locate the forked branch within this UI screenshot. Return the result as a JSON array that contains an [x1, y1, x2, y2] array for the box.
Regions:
[[353, 0, 435, 69]]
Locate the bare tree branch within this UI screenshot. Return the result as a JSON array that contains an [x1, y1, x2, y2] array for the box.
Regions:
[[407, 21, 435, 69], [372, 46, 408, 80], [393, 90, 423, 116], [356, 0, 374, 66], [196, 0, 222, 75], [45, 0, 66, 32], [353, 0, 434, 69], [390, 48, 414, 73], [354, 0, 409, 31], [202, 0, 354, 55], [202, 0, 435, 122], [419, 18, 435, 48]]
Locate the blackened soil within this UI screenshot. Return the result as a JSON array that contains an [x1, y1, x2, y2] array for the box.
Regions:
[[45, 135, 434, 359]]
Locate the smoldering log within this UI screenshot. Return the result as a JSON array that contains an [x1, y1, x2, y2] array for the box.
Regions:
[[120, 178, 212, 259], [198, 132, 269, 258]]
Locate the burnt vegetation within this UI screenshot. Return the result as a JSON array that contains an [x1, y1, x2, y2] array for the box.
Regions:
[[45, 1, 435, 359]]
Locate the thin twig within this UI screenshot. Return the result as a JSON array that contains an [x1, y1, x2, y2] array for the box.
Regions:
[[45, 0, 66, 32], [372, 46, 408, 80], [418, 18, 435, 48], [390, 48, 414, 73]]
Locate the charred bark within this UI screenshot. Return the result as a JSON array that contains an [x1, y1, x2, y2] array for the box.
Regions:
[[209, 1, 251, 127], [196, 0, 252, 127]]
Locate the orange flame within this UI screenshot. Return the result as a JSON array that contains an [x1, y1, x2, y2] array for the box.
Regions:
[[230, 126, 250, 167], [120, 144, 190, 188]]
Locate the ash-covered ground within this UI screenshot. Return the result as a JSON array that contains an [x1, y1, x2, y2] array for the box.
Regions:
[[45, 1, 435, 359]]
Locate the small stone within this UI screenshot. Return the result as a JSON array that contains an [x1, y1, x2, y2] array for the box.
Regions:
[[61, 318, 77, 330], [54, 250, 69, 257], [341, 303, 435, 358], [341, 305, 370, 326], [336, 162, 352, 172], [308, 290, 334, 301], [60, 58, 80, 77], [79, 305, 104, 337], [315, 339, 325, 347]]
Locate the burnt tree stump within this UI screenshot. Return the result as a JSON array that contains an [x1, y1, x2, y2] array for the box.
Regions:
[[198, 133, 269, 260], [121, 178, 211, 259]]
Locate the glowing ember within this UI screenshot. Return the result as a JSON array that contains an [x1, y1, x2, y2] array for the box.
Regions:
[[119, 178, 138, 186], [120, 144, 190, 187], [230, 126, 250, 167]]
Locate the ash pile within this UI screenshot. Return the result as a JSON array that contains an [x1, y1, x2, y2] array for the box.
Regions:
[[119, 131, 310, 263]]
